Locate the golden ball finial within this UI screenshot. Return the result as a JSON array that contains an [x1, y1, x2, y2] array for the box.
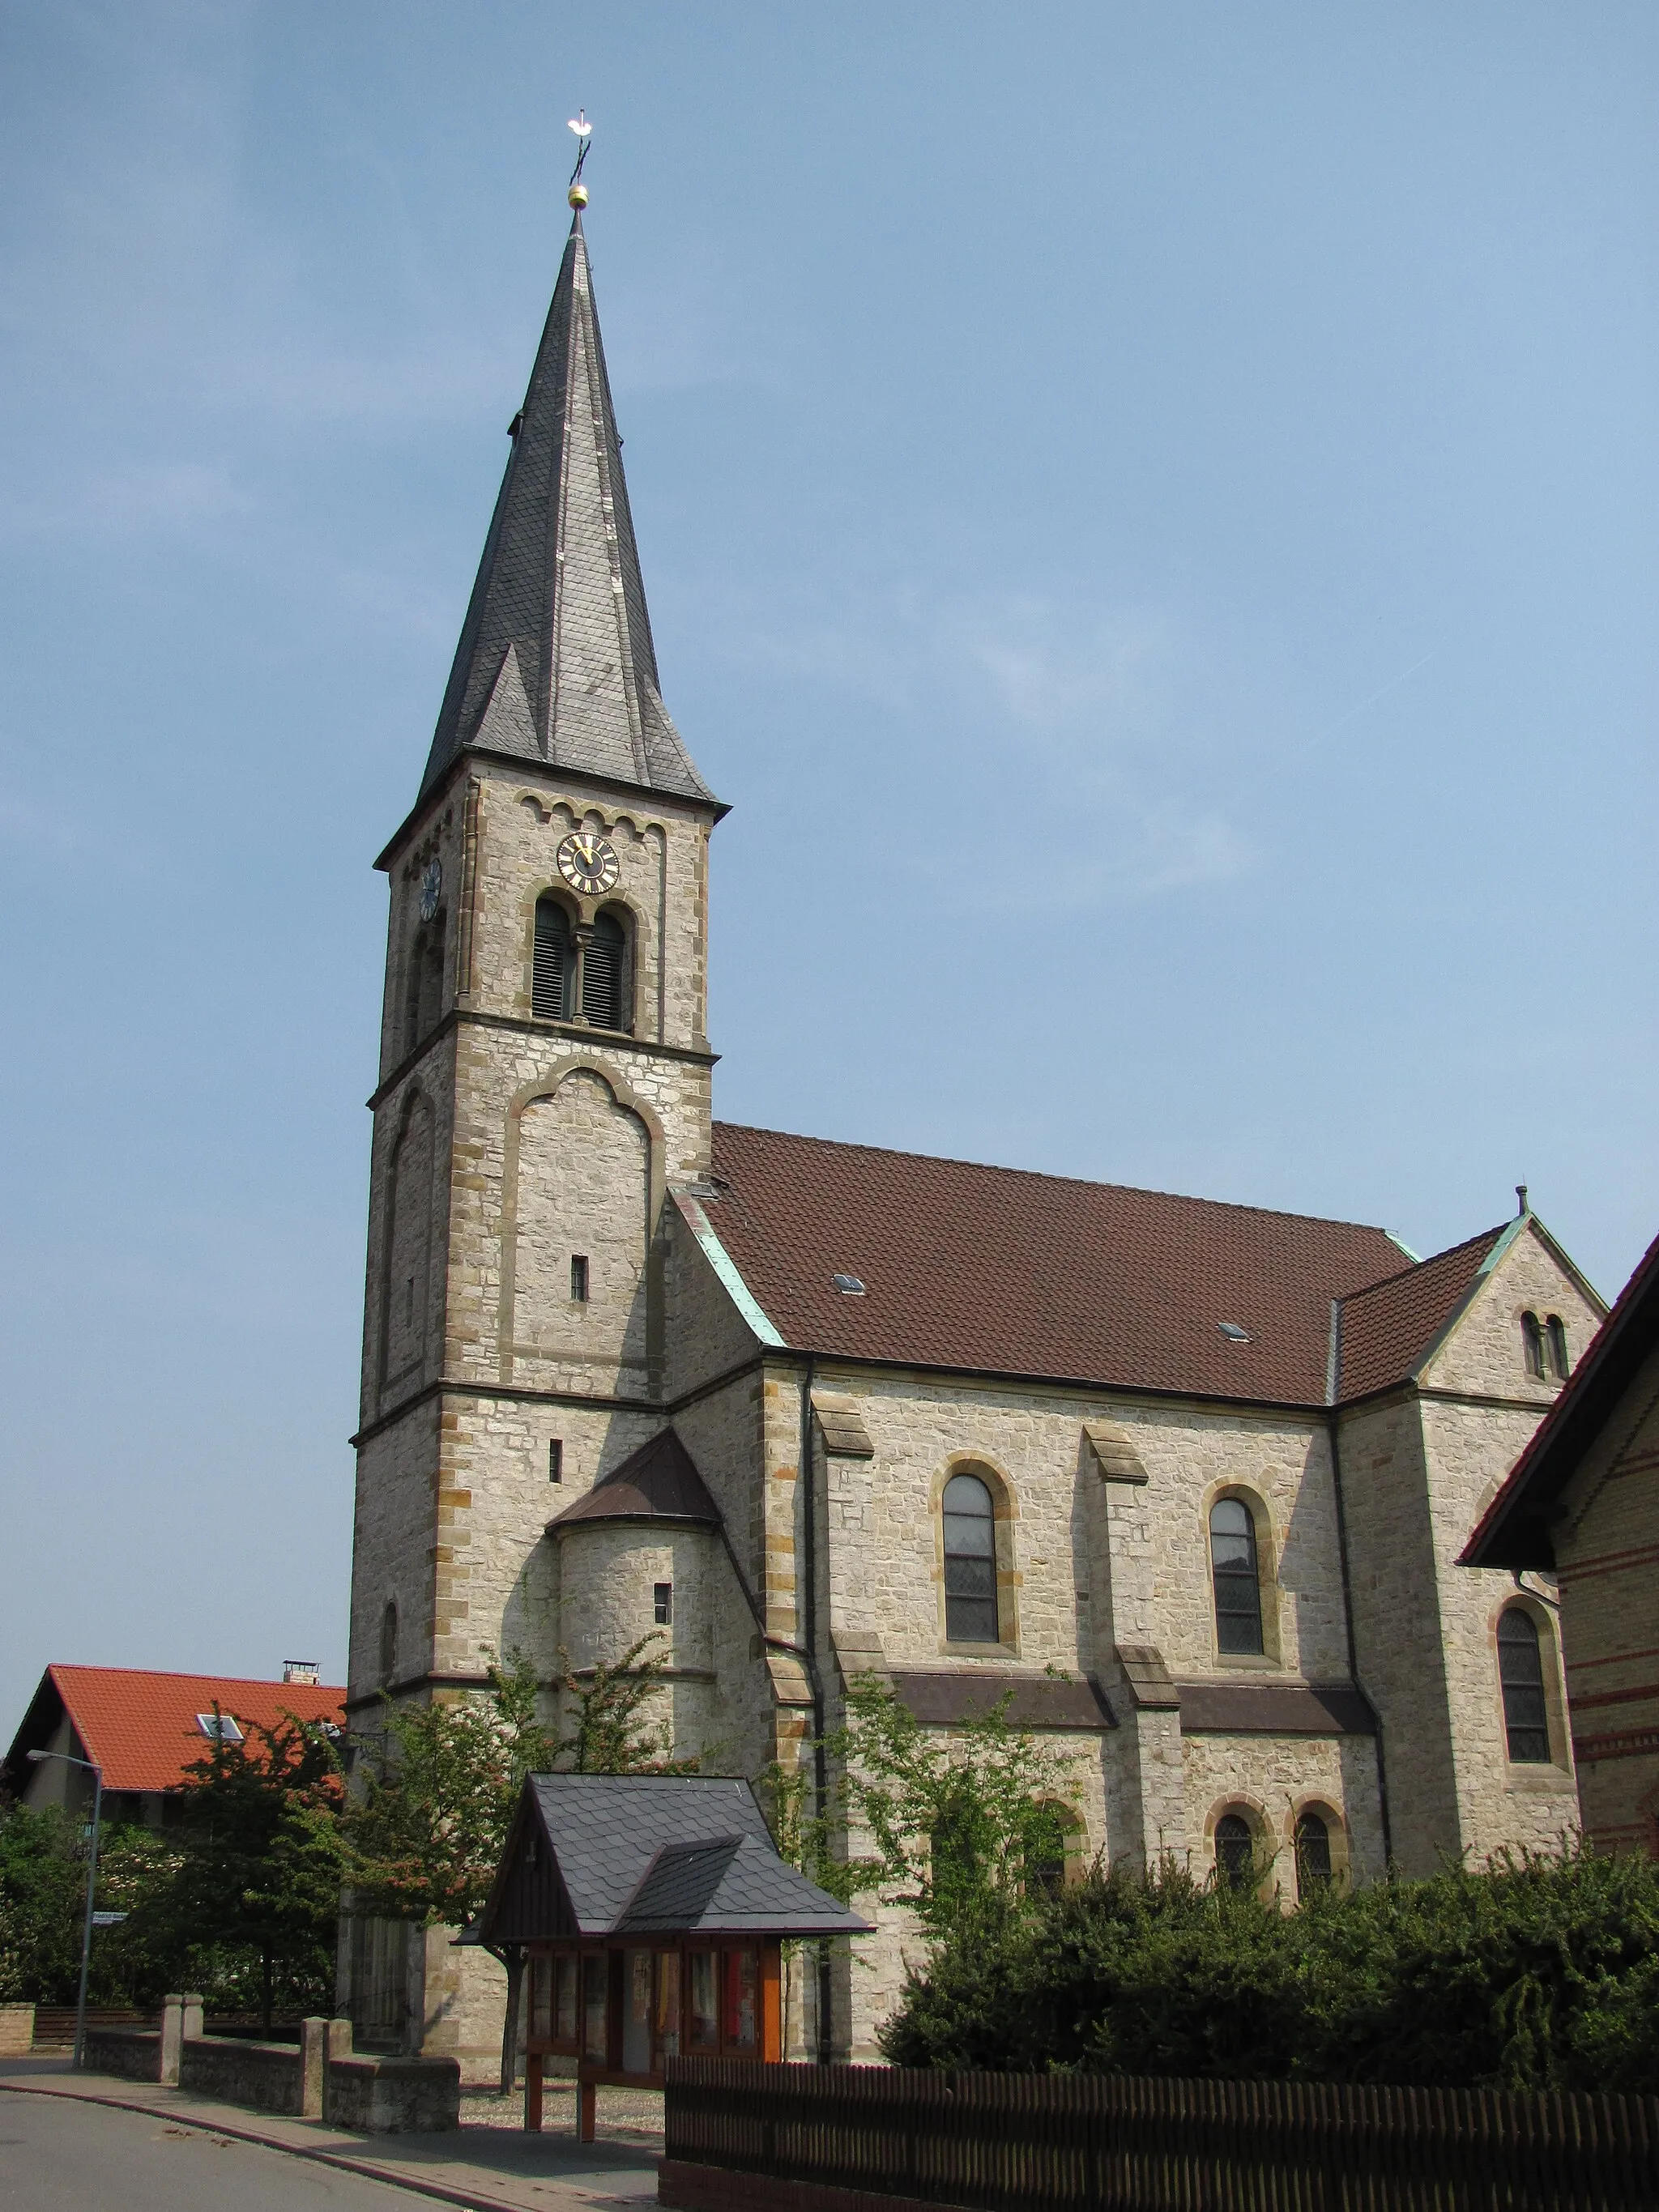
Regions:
[[569, 181, 588, 210]]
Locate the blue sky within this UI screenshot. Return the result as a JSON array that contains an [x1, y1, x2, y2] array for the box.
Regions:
[[2, 3, 1654, 1733]]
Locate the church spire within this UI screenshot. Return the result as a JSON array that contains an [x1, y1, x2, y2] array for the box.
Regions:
[[417, 208, 712, 805]]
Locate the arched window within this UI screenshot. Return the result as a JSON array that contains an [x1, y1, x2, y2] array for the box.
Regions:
[[533, 896, 574, 1020], [1209, 1498, 1264, 1656], [1498, 1607, 1550, 1762], [942, 1472, 998, 1643], [1026, 1804, 1071, 1901], [1521, 1311, 1546, 1379], [1294, 1811, 1333, 1898], [404, 916, 446, 1054], [1546, 1315, 1571, 1382], [380, 1601, 398, 1688], [582, 909, 629, 1032], [929, 1794, 979, 1920], [1214, 1813, 1254, 1891]]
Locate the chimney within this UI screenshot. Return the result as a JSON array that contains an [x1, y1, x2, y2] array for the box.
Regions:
[[282, 1660, 321, 1686]]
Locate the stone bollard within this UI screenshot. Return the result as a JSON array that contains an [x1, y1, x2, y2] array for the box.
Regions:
[[300, 2018, 327, 2119], [160, 1995, 184, 2086], [181, 1993, 204, 2044], [322, 2016, 353, 2125]]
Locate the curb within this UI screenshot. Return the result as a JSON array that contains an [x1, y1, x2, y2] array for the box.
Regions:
[[0, 2076, 657, 2212]]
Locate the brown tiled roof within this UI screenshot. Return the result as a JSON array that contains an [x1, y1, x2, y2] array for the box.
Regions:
[[3, 1666, 344, 1797], [1335, 1226, 1505, 1404], [546, 1426, 720, 1532], [1174, 1681, 1376, 1737], [889, 1671, 1116, 1732], [705, 1124, 1412, 1406]]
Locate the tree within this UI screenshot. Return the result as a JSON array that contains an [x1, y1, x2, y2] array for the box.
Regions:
[[170, 1707, 343, 2031], [753, 1677, 1077, 2052], [820, 1674, 1081, 1940], [343, 1636, 696, 2094], [0, 1805, 84, 2003], [550, 1632, 701, 1777]]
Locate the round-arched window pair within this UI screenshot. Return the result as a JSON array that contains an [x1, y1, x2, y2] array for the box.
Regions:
[[533, 896, 628, 1031], [942, 1473, 997, 1643], [1215, 1808, 1333, 1897]]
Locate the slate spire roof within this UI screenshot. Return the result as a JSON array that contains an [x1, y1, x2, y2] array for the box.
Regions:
[[418, 211, 713, 808]]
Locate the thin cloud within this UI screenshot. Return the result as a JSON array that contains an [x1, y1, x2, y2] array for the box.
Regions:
[[702, 575, 1256, 907]]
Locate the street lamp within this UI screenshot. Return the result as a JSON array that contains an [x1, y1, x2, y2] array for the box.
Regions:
[[27, 1748, 103, 2070]]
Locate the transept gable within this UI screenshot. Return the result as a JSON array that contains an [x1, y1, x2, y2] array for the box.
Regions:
[[1415, 1214, 1606, 1404]]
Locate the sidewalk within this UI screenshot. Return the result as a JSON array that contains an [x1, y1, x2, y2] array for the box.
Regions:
[[0, 2058, 659, 2212]]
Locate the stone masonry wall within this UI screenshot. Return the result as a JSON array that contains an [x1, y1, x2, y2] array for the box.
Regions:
[[800, 1365, 1384, 2058], [352, 759, 719, 1717], [1338, 1392, 1461, 1874], [1419, 1226, 1601, 1858]]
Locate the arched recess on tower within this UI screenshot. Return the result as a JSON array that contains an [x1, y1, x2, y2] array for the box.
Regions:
[[378, 1089, 435, 1396], [499, 1065, 659, 1390]]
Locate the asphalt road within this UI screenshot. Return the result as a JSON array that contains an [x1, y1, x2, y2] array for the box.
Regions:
[[0, 2093, 433, 2211]]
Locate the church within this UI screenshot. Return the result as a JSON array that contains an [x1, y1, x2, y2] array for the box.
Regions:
[[345, 195, 1603, 2065]]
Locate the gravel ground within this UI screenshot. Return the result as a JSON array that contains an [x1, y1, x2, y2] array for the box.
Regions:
[[458, 2081, 664, 2150]]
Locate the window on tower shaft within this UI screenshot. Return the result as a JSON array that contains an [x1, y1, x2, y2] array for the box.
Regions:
[[654, 1583, 672, 1626], [570, 1255, 589, 1303], [404, 914, 445, 1055], [533, 897, 574, 1020], [582, 909, 629, 1032]]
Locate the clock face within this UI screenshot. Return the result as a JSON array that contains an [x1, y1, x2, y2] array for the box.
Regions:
[[556, 831, 620, 897], [419, 858, 442, 922]]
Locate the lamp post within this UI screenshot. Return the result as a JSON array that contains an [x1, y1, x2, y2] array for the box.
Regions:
[[27, 1748, 104, 2069]]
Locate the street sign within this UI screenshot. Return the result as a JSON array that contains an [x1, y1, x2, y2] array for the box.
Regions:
[[90, 1911, 126, 1928]]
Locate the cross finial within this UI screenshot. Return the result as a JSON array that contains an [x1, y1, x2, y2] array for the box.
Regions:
[[567, 110, 593, 208], [1516, 1183, 1529, 1217]]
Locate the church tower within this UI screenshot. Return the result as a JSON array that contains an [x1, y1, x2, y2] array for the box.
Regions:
[[348, 203, 723, 1745]]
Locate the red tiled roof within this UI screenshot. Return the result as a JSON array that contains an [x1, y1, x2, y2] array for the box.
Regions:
[[705, 1124, 1414, 1406], [32, 1666, 345, 1795], [1336, 1226, 1505, 1403]]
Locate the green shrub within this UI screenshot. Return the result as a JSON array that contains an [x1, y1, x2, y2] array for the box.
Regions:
[[0, 1806, 84, 2003], [880, 1842, 1659, 2094]]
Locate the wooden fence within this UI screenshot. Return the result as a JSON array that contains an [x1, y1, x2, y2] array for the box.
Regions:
[[660, 2057, 1659, 2212]]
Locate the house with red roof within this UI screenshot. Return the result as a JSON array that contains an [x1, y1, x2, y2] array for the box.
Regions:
[[339, 199, 1607, 2065], [2, 1664, 345, 1828]]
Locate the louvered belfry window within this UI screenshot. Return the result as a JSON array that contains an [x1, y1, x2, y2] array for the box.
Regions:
[[942, 1473, 998, 1642], [1210, 1498, 1265, 1655], [533, 896, 573, 1019], [582, 910, 627, 1031], [1498, 1607, 1550, 1762]]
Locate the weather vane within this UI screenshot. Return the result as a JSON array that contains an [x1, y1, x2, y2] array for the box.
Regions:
[[567, 110, 592, 208]]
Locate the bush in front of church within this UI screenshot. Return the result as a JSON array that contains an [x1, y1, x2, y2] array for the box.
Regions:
[[880, 1839, 1659, 2093]]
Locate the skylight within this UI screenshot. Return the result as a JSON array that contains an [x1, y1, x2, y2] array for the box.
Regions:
[[196, 1712, 244, 1742], [1218, 1322, 1252, 1344], [831, 1273, 866, 1296]]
